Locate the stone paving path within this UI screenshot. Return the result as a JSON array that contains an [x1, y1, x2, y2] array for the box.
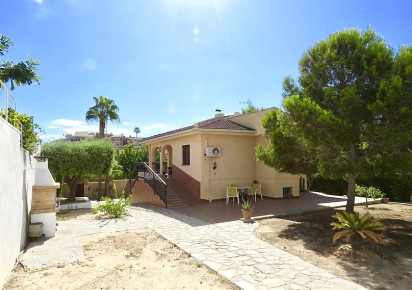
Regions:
[[20, 205, 366, 290]]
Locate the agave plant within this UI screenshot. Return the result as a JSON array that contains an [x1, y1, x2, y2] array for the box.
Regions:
[[331, 211, 385, 250], [242, 198, 252, 211]]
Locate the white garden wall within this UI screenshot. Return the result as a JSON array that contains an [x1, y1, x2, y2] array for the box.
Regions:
[[0, 117, 35, 287]]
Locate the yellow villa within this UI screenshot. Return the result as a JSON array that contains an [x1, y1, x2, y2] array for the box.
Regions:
[[137, 108, 305, 207]]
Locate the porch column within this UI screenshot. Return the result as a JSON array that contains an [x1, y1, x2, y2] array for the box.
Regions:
[[148, 145, 152, 166], [150, 146, 155, 171], [159, 147, 164, 175]]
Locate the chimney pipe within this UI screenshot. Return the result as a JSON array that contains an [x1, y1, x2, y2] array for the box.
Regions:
[[215, 109, 223, 118]]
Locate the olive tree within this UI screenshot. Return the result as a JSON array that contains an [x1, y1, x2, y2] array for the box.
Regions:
[[41, 139, 115, 201]]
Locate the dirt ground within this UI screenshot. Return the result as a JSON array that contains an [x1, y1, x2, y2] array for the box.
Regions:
[[255, 203, 412, 290], [4, 210, 239, 290], [4, 204, 411, 289]]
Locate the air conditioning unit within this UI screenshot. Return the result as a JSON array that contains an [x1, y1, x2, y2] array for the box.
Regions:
[[205, 146, 221, 158]]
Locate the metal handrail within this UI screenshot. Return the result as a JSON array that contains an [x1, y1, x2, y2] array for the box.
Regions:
[[141, 162, 166, 186], [0, 80, 17, 122], [125, 162, 168, 207]]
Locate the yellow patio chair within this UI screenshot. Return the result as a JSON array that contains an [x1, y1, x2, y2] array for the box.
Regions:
[[226, 186, 239, 205], [251, 183, 262, 202]]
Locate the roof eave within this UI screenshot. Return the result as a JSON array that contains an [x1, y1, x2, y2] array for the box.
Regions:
[[141, 128, 256, 145]]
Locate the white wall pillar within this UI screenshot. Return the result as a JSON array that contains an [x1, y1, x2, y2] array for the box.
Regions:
[[159, 147, 164, 174]]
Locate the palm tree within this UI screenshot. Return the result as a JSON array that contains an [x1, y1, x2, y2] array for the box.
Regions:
[[134, 126, 140, 137], [86, 96, 120, 138]]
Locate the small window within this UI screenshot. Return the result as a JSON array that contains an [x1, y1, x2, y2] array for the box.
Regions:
[[182, 145, 190, 165], [283, 187, 292, 197]]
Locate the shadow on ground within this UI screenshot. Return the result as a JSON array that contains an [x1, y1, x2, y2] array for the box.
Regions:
[[256, 204, 412, 290]]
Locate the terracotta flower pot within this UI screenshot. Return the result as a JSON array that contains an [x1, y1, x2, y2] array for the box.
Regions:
[[241, 209, 253, 219], [381, 197, 389, 204]]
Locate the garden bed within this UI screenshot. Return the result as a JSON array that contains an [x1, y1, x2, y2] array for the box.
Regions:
[[255, 203, 412, 289]]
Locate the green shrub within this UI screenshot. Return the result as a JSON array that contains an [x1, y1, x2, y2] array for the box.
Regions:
[[1, 108, 42, 154], [94, 184, 131, 219], [355, 185, 385, 198], [331, 211, 385, 250], [115, 142, 149, 178]]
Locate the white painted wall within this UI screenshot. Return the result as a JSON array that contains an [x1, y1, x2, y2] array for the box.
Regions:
[[31, 213, 56, 238], [0, 117, 35, 287], [34, 159, 59, 186]]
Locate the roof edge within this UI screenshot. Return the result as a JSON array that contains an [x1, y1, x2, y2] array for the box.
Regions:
[[141, 127, 257, 145]]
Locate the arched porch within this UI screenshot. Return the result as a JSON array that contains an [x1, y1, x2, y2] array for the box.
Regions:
[[150, 144, 173, 175]]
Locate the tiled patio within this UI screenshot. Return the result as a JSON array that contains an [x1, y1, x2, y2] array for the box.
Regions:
[[171, 191, 373, 224]]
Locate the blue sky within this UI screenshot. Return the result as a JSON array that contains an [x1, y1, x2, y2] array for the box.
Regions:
[[2, 0, 411, 142]]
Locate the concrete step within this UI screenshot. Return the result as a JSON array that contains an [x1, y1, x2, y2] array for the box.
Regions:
[[166, 191, 188, 209]]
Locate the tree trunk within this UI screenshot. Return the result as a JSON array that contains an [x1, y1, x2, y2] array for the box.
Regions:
[[104, 176, 110, 197], [350, 233, 363, 251], [346, 173, 356, 212], [99, 119, 105, 138], [65, 175, 80, 202], [346, 145, 357, 213]]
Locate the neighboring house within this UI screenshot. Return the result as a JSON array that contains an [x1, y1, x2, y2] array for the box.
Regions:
[[65, 131, 95, 141], [65, 132, 141, 149], [141, 108, 304, 202]]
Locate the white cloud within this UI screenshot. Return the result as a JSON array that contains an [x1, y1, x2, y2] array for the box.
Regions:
[[50, 119, 84, 127], [32, 0, 43, 4], [105, 124, 133, 136], [46, 119, 168, 140], [48, 119, 97, 135], [139, 123, 169, 137], [39, 134, 63, 142], [61, 125, 98, 135], [143, 123, 167, 130], [84, 58, 97, 70], [168, 103, 176, 114]]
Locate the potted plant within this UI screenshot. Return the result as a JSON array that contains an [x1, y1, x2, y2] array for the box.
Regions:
[[241, 198, 253, 220]]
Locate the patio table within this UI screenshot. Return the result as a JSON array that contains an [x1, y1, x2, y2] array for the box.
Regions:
[[237, 186, 252, 201]]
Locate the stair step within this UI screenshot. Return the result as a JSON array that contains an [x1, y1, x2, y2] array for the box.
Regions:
[[130, 172, 192, 209], [167, 199, 187, 204], [167, 199, 183, 203], [167, 204, 188, 209], [167, 202, 189, 209]]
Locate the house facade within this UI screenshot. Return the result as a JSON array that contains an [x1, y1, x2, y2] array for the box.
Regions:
[[141, 108, 302, 202]]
